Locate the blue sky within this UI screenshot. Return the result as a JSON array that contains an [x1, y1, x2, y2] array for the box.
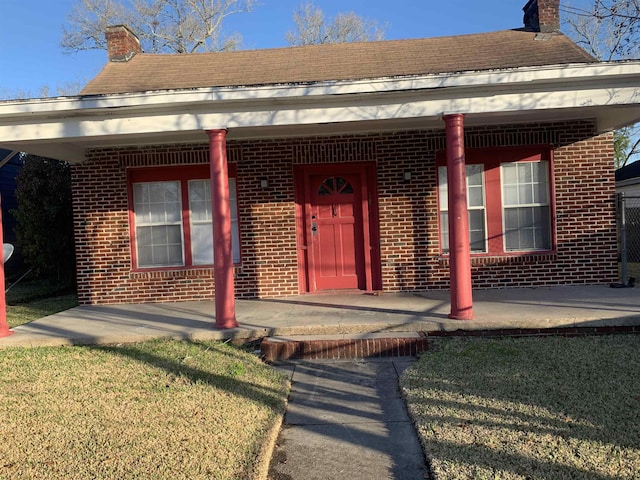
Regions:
[[0, 0, 531, 98]]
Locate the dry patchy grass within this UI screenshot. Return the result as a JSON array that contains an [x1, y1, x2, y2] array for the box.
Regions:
[[0, 339, 289, 479], [401, 335, 640, 480]]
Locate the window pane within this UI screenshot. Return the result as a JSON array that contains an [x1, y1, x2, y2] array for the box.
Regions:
[[534, 179, 549, 204], [139, 225, 183, 267], [189, 180, 212, 222], [503, 185, 517, 206], [501, 161, 551, 252], [520, 207, 534, 227], [470, 230, 486, 252], [190, 181, 206, 202], [145, 225, 183, 267], [191, 224, 214, 265], [518, 226, 535, 250], [469, 210, 485, 231], [518, 162, 533, 183], [229, 179, 238, 220], [149, 202, 166, 223], [438, 167, 448, 207], [439, 164, 486, 253], [133, 182, 184, 268], [440, 210, 486, 253], [134, 181, 181, 224], [468, 185, 484, 207], [537, 207, 551, 249], [469, 210, 486, 252], [137, 246, 153, 267], [502, 163, 517, 184], [467, 164, 484, 186], [504, 208, 519, 231], [440, 212, 449, 253], [504, 206, 551, 251], [520, 183, 534, 204], [188, 178, 240, 265], [149, 183, 166, 203]]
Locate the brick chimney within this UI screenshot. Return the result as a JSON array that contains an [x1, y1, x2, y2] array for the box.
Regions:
[[523, 0, 560, 33], [105, 25, 142, 62]]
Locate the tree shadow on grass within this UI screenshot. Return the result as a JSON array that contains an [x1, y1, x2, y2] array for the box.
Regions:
[[93, 339, 288, 410], [403, 336, 640, 479]]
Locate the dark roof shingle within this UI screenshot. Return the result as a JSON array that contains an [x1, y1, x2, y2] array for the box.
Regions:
[[80, 29, 595, 96]]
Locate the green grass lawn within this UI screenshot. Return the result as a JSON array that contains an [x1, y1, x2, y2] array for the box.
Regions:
[[4, 277, 78, 328], [6, 293, 78, 328], [0, 339, 290, 480], [401, 335, 640, 480]]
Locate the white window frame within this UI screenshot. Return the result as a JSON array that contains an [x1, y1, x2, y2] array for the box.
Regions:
[[133, 181, 185, 268], [188, 178, 240, 265], [501, 161, 551, 252], [129, 166, 240, 270]]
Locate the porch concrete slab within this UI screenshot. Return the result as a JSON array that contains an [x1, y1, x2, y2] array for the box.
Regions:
[[1, 285, 638, 349], [268, 359, 428, 480]]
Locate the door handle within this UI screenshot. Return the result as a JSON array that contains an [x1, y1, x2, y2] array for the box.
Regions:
[[311, 222, 318, 236]]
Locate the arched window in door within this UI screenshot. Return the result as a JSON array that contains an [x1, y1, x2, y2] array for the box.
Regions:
[[317, 176, 354, 196]]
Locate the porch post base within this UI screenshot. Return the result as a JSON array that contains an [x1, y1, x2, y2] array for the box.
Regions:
[[448, 309, 474, 321], [0, 327, 13, 338], [214, 318, 238, 330]]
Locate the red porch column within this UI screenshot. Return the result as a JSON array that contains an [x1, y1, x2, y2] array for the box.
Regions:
[[0, 196, 12, 337], [444, 114, 474, 320], [207, 129, 238, 329]]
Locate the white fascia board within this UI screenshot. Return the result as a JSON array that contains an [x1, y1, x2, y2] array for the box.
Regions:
[[1, 61, 639, 115], [2, 84, 638, 143]]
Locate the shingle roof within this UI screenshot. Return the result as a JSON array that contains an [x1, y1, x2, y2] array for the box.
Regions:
[[80, 29, 595, 96]]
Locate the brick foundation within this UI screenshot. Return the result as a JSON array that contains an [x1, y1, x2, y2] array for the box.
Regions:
[[260, 334, 430, 362]]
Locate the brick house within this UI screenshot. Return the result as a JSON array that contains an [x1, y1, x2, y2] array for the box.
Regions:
[[0, 0, 639, 329]]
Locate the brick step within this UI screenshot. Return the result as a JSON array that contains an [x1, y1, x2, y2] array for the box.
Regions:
[[260, 332, 429, 362]]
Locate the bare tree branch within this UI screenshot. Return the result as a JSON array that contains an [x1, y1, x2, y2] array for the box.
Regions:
[[61, 0, 255, 54], [286, 2, 387, 46], [561, 0, 639, 60], [563, 1, 640, 166]]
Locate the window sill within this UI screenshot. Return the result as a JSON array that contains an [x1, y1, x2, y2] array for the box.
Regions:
[[130, 265, 242, 279], [438, 252, 557, 266]]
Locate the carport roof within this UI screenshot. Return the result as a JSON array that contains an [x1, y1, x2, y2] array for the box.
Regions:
[[616, 161, 640, 183], [80, 29, 595, 96]]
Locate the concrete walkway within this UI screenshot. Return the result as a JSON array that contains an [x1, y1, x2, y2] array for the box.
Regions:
[[268, 359, 429, 480], [1, 285, 639, 348]]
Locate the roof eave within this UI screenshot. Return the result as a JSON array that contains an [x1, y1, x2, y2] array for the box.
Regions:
[[0, 60, 639, 163]]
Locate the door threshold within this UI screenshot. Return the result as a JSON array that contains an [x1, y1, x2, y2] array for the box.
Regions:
[[304, 289, 379, 296]]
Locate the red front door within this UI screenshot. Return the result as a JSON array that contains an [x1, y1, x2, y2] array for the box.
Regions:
[[308, 174, 364, 290]]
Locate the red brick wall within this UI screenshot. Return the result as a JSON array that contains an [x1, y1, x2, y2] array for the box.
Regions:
[[71, 120, 617, 304]]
